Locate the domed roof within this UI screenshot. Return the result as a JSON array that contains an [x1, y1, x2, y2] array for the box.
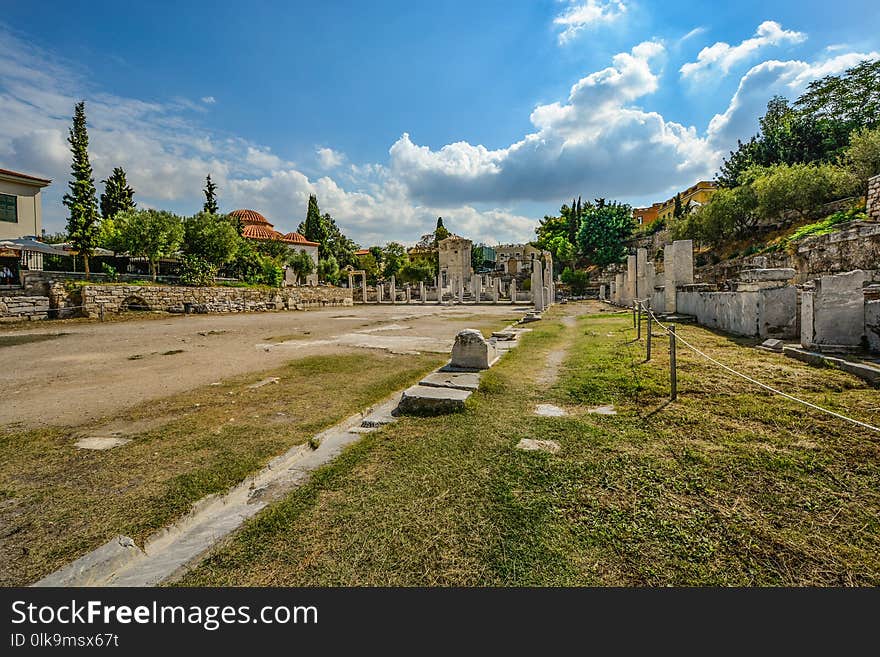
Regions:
[[283, 232, 319, 246], [229, 208, 271, 226], [242, 224, 282, 241]]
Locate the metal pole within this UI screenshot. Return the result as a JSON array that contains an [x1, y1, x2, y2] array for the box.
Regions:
[[632, 301, 637, 328], [646, 308, 652, 361], [669, 324, 677, 401], [99, 302, 105, 322]]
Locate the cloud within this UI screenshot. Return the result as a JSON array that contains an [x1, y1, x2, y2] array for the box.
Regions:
[[554, 0, 628, 45], [678, 27, 706, 45], [707, 51, 880, 148], [245, 146, 290, 171], [201, 96, 216, 104], [0, 26, 535, 245], [680, 21, 806, 81], [316, 146, 345, 169], [390, 41, 719, 205]]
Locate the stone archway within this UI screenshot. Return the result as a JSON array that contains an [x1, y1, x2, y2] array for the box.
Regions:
[[121, 295, 150, 311]]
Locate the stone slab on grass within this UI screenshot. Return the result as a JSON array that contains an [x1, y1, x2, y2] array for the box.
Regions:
[[420, 371, 481, 391], [757, 339, 784, 353], [587, 405, 617, 415], [515, 438, 560, 454], [534, 403, 567, 417], [397, 385, 472, 415], [74, 436, 131, 450]]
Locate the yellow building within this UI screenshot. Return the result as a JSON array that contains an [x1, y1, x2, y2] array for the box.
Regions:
[[655, 181, 718, 223]]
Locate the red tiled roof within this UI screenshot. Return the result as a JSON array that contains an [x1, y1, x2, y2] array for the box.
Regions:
[[283, 232, 319, 246], [229, 208, 272, 226], [354, 249, 371, 256], [0, 168, 51, 185]]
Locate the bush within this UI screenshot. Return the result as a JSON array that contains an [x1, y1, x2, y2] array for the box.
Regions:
[[179, 255, 218, 287], [100, 262, 119, 282], [560, 267, 589, 295]]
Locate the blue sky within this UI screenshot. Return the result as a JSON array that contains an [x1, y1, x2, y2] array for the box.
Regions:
[[1, 0, 878, 245]]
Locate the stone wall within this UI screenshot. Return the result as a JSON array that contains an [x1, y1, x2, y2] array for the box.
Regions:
[[77, 283, 352, 317], [0, 296, 49, 320], [676, 282, 797, 339], [868, 174, 880, 222], [695, 221, 880, 285], [800, 270, 867, 351]]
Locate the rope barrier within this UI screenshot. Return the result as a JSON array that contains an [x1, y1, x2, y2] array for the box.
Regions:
[[637, 301, 880, 434]]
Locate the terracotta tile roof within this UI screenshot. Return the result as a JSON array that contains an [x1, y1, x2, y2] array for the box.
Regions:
[[229, 208, 272, 226], [354, 249, 371, 256], [283, 232, 319, 246], [0, 168, 51, 185]]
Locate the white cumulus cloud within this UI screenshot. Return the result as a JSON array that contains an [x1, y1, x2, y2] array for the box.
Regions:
[[680, 21, 806, 82], [316, 147, 345, 169], [554, 0, 628, 45]]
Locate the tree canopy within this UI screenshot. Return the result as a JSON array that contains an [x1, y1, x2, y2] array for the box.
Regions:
[[115, 209, 184, 280], [203, 175, 219, 214], [576, 202, 634, 267], [100, 167, 136, 221]]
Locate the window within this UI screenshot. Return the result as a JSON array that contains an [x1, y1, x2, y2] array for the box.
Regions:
[[638, 216, 644, 225], [0, 194, 16, 223]]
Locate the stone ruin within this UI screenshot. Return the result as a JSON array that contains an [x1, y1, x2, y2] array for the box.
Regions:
[[604, 236, 880, 359]]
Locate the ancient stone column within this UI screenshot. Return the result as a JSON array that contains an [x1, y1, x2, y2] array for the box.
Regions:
[[362, 275, 368, 304], [625, 254, 637, 306], [377, 284, 383, 303], [544, 259, 554, 305], [493, 278, 499, 304], [510, 279, 517, 304], [406, 285, 412, 303], [664, 240, 694, 314], [420, 281, 426, 304], [636, 248, 648, 302], [599, 284, 606, 300], [390, 275, 396, 304]]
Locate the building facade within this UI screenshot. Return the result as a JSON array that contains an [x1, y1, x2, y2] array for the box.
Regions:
[[655, 181, 718, 224], [0, 168, 51, 241], [494, 243, 542, 275], [438, 235, 472, 288], [633, 202, 663, 227]]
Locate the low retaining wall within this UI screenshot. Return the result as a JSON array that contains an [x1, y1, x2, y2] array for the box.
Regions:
[[676, 283, 797, 339], [78, 284, 352, 317], [0, 296, 49, 320]]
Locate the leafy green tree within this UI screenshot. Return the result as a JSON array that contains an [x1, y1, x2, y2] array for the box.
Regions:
[[576, 202, 634, 267], [381, 242, 407, 279], [203, 174, 219, 214], [683, 185, 759, 244], [357, 251, 380, 283], [747, 162, 858, 221], [398, 261, 433, 284], [178, 255, 218, 286], [845, 125, 880, 186], [62, 101, 101, 278], [560, 267, 588, 295], [287, 250, 315, 284], [115, 209, 184, 280], [100, 167, 136, 220], [796, 59, 880, 129], [183, 212, 241, 267], [318, 253, 340, 284]]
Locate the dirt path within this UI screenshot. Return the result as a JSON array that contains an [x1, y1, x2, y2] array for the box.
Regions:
[[2, 304, 525, 429], [536, 306, 595, 386]]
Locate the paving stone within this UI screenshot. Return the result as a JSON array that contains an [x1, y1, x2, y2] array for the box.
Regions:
[[587, 405, 617, 415], [420, 371, 481, 391], [534, 403, 567, 417], [75, 436, 131, 450], [396, 384, 471, 415], [757, 338, 784, 353], [515, 438, 560, 454]]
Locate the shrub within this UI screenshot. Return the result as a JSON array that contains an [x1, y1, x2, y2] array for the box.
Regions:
[[560, 267, 589, 295], [179, 255, 218, 287]]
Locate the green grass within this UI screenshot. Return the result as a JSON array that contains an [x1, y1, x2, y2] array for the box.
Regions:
[[0, 351, 445, 586], [177, 306, 880, 587], [763, 207, 868, 253]]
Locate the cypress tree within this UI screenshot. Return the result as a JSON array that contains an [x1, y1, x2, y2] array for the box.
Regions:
[[203, 174, 219, 214], [673, 193, 683, 218], [298, 194, 326, 246], [100, 167, 136, 220], [62, 101, 100, 278]]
